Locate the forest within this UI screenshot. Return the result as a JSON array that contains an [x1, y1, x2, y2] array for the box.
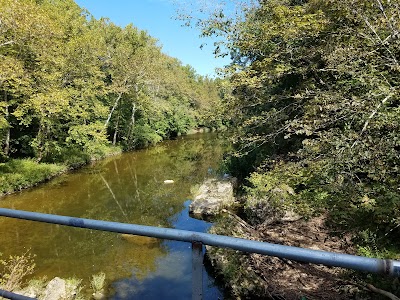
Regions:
[[1, 0, 400, 298], [187, 0, 400, 298], [0, 0, 226, 194]]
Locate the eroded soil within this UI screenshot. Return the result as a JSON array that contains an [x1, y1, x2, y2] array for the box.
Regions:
[[207, 213, 373, 300]]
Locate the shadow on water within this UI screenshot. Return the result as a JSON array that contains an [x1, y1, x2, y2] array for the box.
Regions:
[[0, 133, 228, 298], [110, 201, 224, 300]]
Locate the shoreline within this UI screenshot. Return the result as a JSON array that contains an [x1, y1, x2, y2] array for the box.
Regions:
[[0, 146, 122, 199], [0, 129, 223, 199]]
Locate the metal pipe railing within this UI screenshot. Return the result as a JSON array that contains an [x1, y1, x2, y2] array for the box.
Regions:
[[1, 208, 399, 277], [0, 289, 35, 300]]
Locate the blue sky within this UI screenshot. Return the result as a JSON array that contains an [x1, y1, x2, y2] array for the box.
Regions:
[[74, 0, 231, 77]]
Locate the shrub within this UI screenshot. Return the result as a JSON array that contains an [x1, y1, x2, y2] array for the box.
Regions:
[[0, 251, 35, 292], [0, 159, 66, 194], [90, 272, 106, 293]]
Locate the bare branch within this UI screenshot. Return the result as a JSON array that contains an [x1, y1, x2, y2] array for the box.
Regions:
[[351, 93, 392, 149], [360, 93, 391, 134], [375, 0, 397, 37], [104, 92, 122, 128], [366, 283, 400, 300], [0, 40, 15, 47]]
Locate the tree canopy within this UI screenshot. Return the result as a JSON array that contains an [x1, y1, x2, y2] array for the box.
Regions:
[[182, 0, 400, 296], [190, 0, 400, 256], [0, 0, 225, 164]]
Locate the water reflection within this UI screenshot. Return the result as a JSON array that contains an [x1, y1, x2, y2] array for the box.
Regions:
[[111, 201, 223, 299], [0, 133, 226, 297]]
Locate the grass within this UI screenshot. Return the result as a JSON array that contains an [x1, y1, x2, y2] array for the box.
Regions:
[[0, 145, 122, 197], [90, 272, 106, 293], [0, 158, 67, 195]]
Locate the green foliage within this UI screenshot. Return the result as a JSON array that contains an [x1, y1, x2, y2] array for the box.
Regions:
[[187, 2, 400, 297], [0, 159, 66, 194], [207, 218, 265, 298], [64, 278, 85, 300], [131, 121, 164, 148], [0, 0, 225, 169], [25, 277, 48, 299]]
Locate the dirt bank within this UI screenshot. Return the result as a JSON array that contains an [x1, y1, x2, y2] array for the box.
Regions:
[[207, 212, 397, 299]]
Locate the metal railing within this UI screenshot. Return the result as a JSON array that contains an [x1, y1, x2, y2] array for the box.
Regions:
[[1, 208, 400, 300], [0, 290, 34, 300]]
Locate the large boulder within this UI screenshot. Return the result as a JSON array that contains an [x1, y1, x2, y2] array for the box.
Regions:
[[189, 178, 237, 218], [43, 277, 66, 300], [16, 277, 80, 300]]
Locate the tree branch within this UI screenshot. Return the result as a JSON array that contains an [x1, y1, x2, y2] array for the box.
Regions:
[[360, 93, 391, 134], [366, 283, 400, 300], [351, 93, 391, 149], [104, 92, 122, 128], [0, 40, 15, 47]]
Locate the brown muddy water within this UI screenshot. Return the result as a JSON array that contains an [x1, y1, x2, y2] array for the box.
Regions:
[[0, 133, 228, 299]]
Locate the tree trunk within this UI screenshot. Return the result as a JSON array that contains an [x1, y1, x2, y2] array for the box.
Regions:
[[113, 114, 119, 146], [104, 93, 122, 128], [130, 103, 136, 128], [36, 123, 47, 163], [127, 102, 136, 141], [3, 90, 10, 157]]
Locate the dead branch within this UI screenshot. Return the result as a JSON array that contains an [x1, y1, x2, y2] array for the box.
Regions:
[[337, 279, 400, 300], [0, 40, 14, 47], [221, 208, 260, 237], [360, 93, 392, 134], [366, 283, 400, 300]]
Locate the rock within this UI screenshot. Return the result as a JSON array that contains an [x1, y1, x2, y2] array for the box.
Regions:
[[189, 178, 236, 218], [93, 291, 106, 300], [43, 277, 66, 300], [186, 128, 200, 135], [121, 234, 159, 245], [245, 184, 301, 226], [280, 210, 302, 222]]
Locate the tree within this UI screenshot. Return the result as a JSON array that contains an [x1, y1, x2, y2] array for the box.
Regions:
[[0, 0, 225, 163], [0, 0, 59, 159], [189, 0, 400, 235]]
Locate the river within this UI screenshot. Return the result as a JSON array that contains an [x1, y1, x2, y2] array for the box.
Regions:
[[0, 133, 228, 299]]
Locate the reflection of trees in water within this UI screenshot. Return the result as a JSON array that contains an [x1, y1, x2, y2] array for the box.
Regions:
[[32, 228, 167, 285], [111, 251, 192, 299], [0, 133, 227, 286], [84, 133, 227, 227]]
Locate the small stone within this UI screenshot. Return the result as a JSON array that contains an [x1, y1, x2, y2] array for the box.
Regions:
[[93, 291, 106, 300], [121, 234, 159, 245]]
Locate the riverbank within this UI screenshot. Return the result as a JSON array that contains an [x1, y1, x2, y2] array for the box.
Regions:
[[207, 213, 356, 299], [0, 250, 105, 300], [206, 202, 400, 299], [0, 146, 122, 197], [0, 127, 227, 198], [0, 159, 67, 196]]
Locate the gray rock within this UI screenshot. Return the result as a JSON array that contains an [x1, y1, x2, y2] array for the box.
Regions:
[[43, 277, 66, 300], [93, 291, 106, 300], [245, 184, 301, 226], [189, 178, 236, 217]]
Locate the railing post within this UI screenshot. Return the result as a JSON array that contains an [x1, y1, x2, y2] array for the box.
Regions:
[[192, 241, 203, 300]]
